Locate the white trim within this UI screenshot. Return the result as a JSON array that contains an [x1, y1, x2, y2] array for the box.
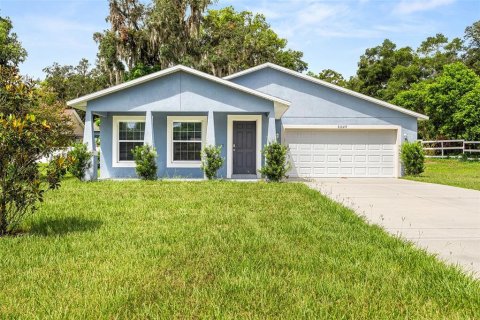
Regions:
[[283, 124, 401, 178], [227, 115, 262, 179], [112, 116, 146, 168], [224, 63, 429, 121], [67, 65, 290, 115], [166, 116, 207, 168]]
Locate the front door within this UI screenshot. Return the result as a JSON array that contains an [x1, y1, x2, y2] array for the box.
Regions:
[[233, 121, 256, 174]]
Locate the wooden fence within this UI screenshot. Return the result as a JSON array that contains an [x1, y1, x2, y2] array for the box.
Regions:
[[420, 140, 480, 158]]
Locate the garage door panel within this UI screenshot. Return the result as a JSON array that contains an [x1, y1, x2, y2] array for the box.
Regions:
[[285, 129, 397, 178], [382, 167, 394, 175], [313, 144, 326, 150], [354, 167, 367, 175], [313, 168, 326, 175]]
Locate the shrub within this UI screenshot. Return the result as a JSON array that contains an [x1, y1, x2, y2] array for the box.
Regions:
[[0, 66, 72, 236], [132, 145, 157, 180], [400, 141, 425, 176], [68, 143, 93, 181], [259, 142, 291, 182], [201, 145, 224, 180]]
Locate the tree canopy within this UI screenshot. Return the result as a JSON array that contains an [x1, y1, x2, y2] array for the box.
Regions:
[[0, 16, 27, 67], [393, 63, 480, 140], [93, 1, 307, 84], [41, 59, 107, 103]]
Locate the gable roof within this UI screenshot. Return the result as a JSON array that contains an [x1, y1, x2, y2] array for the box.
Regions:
[[224, 63, 428, 120], [66, 65, 291, 115]]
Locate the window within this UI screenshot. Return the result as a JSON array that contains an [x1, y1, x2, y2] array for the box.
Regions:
[[167, 116, 207, 168], [112, 116, 146, 167], [118, 121, 145, 161], [173, 122, 202, 161]]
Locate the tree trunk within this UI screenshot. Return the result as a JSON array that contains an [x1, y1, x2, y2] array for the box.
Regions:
[[0, 198, 7, 236]]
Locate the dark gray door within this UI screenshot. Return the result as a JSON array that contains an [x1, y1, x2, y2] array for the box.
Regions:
[[233, 121, 256, 174]]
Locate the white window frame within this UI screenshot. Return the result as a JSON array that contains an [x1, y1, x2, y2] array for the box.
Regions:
[[227, 115, 262, 178], [112, 116, 146, 167], [167, 116, 207, 168]]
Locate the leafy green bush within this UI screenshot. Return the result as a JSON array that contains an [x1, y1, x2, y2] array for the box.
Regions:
[[259, 142, 291, 182], [68, 143, 93, 181], [132, 145, 157, 180], [201, 145, 224, 180], [46, 155, 69, 189], [400, 141, 425, 176]]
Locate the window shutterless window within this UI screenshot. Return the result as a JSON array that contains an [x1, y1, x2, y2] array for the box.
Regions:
[[172, 122, 202, 161], [118, 121, 145, 161]]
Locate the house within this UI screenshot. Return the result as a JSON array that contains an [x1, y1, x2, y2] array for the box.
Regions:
[[64, 108, 100, 142], [67, 63, 428, 180]]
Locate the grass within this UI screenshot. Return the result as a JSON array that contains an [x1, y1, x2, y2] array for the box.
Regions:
[[0, 178, 479, 319], [404, 158, 480, 191]]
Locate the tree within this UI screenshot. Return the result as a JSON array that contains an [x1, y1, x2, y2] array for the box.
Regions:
[[350, 35, 464, 101], [94, 0, 214, 84], [198, 7, 307, 77], [94, 2, 307, 82], [463, 20, 480, 75], [0, 16, 27, 67], [393, 62, 479, 139], [455, 83, 480, 140], [0, 17, 72, 235], [41, 59, 107, 102], [0, 67, 73, 235], [416, 33, 463, 79], [307, 69, 347, 87], [354, 39, 408, 99]]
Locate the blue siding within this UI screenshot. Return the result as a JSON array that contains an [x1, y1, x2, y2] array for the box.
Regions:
[[89, 71, 274, 114], [229, 67, 419, 141], [100, 111, 269, 179]]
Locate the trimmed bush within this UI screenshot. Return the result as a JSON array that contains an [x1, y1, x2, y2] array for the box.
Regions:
[[400, 141, 425, 176], [201, 145, 224, 180], [259, 142, 291, 182], [132, 145, 158, 180], [68, 143, 93, 181]]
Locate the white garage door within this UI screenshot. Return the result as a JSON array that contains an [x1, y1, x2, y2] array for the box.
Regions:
[[285, 129, 398, 178]]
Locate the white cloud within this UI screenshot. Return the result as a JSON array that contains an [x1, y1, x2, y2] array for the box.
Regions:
[[297, 3, 348, 25], [394, 0, 455, 14]]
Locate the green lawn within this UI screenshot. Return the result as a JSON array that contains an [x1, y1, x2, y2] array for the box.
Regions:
[[0, 178, 479, 319], [404, 158, 480, 191]]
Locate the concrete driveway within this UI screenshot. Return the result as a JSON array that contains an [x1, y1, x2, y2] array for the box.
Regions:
[[307, 179, 480, 277]]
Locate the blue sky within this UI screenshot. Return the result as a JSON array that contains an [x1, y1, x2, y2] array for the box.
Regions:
[[2, 0, 479, 79]]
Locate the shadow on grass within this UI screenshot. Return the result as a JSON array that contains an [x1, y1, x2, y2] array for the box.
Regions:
[[30, 217, 103, 236]]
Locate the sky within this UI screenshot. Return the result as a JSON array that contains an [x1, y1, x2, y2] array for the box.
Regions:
[[1, 0, 479, 79]]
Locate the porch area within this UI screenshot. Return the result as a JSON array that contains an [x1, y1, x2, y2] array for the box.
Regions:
[[82, 110, 278, 180]]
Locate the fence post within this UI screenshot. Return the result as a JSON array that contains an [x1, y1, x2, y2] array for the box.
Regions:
[[463, 140, 465, 154], [441, 141, 444, 158]]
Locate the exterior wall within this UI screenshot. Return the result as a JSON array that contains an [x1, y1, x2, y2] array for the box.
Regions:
[[90, 70, 276, 179], [100, 111, 269, 179], [88, 71, 274, 114], [228, 68, 419, 142]]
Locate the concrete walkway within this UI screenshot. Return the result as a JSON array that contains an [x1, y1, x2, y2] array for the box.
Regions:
[[306, 179, 480, 278]]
